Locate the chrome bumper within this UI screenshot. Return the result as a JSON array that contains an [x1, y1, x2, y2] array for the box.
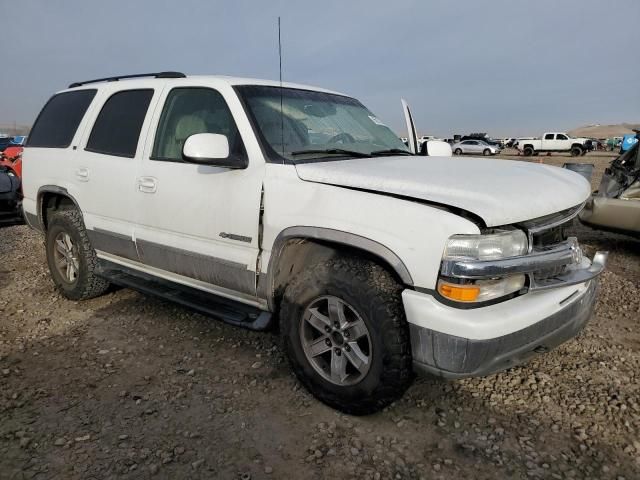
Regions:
[[440, 237, 608, 291]]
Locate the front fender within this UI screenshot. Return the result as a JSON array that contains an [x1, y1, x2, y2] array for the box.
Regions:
[[261, 164, 480, 291]]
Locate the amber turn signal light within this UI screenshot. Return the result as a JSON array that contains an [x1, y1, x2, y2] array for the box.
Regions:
[[438, 282, 480, 302]]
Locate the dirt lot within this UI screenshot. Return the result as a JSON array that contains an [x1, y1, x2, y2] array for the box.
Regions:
[[1, 151, 639, 480]]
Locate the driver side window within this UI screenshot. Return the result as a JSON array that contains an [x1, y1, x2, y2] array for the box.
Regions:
[[151, 87, 245, 162]]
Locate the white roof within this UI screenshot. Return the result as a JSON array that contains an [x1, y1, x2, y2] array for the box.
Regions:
[[60, 74, 346, 96]]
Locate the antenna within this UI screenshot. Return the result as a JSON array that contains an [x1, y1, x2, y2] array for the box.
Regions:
[[278, 17, 285, 157]]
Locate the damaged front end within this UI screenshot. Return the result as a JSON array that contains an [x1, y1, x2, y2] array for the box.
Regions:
[[580, 140, 640, 236]]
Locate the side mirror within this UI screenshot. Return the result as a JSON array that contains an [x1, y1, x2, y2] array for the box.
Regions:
[[421, 140, 452, 157], [182, 133, 247, 168]]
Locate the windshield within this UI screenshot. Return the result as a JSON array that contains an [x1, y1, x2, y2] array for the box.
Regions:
[[236, 86, 409, 162]]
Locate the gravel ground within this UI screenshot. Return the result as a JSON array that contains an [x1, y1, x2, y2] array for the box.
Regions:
[[1, 152, 639, 479]]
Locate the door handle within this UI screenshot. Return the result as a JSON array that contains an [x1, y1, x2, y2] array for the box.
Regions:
[[137, 176, 157, 193], [76, 168, 89, 182]]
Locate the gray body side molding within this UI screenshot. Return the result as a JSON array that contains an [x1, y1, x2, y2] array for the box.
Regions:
[[260, 226, 414, 306]]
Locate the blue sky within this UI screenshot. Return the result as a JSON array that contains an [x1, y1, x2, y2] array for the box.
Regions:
[[2, 0, 639, 136]]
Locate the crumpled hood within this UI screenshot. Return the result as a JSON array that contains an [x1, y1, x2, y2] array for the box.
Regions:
[[295, 156, 591, 226]]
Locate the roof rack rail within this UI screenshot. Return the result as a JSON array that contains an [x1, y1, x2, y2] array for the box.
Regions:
[[68, 71, 186, 88]]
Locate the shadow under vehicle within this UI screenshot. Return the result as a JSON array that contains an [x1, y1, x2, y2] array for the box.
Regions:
[[580, 139, 640, 237]]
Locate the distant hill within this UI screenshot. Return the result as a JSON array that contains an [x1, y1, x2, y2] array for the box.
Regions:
[[568, 123, 640, 139]]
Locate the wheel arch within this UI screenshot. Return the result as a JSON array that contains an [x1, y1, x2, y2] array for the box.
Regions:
[[37, 185, 81, 232], [261, 227, 414, 312]]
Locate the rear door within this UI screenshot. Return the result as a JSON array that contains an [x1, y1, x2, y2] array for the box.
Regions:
[[542, 133, 557, 150], [74, 85, 161, 261], [133, 81, 264, 300]]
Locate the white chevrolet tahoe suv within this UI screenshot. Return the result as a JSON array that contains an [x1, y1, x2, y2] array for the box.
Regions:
[[23, 72, 607, 414]]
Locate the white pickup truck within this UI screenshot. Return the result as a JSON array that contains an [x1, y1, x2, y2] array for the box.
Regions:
[[516, 132, 591, 157], [22, 72, 606, 414]]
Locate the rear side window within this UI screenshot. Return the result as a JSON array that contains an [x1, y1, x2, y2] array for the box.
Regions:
[[27, 89, 97, 148], [86, 89, 154, 158], [544, 133, 554, 140]]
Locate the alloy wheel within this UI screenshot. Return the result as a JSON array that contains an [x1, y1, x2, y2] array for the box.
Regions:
[[299, 295, 372, 386], [53, 232, 79, 283]]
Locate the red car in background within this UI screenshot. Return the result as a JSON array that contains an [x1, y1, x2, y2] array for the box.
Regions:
[[0, 145, 23, 178]]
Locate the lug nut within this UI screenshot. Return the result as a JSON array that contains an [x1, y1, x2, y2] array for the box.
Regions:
[[343, 330, 350, 338], [334, 348, 341, 356], [334, 321, 340, 328], [344, 344, 351, 352], [325, 338, 331, 346], [324, 326, 331, 333]]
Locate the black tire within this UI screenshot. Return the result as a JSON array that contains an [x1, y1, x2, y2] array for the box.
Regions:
[[280, 257, 413, 415], [570, 146, 583, 157], [46, 208, 110, 300], [523, 146, 534, 156], [482, 148, 491, 156], [454, 148, 462, 155]]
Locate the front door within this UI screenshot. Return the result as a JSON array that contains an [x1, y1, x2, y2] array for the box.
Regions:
[[134, 83, 264, 299]]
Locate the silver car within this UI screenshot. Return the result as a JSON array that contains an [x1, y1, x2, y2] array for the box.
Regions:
[[452, 139, 500, 156]]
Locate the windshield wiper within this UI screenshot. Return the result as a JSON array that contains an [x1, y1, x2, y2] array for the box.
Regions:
[[369, 148, 413, 156], [290, 148, 371, 158]]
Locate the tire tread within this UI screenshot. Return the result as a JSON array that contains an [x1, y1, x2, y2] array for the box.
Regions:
[[281, 256, 413, 415]]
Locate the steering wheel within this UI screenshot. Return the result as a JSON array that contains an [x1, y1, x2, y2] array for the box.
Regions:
[[328, 132, 356, 144]]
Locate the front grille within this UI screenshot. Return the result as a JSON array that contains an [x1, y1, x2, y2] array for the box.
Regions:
[[531, 224, 569, 250], [522, 205, 584, 281]]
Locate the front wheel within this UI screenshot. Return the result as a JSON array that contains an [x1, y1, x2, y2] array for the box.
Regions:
[[280, 257, 413, 415]]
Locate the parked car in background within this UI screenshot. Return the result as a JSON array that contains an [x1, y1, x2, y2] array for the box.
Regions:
[[0, 136, 13, 152], [1, 145, 24, 178], [452, 139, 500, 156], [580, 139, 639, 237], [10, 135, 28, 146], [0, 140, 24, 224], [620, 133, 639, 153], [460, 134, 502, 148], [516, 132, 591, 157]]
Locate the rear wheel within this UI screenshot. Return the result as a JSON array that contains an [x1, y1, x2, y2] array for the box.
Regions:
[[570, 146, 583, 157], [454, 148, 462, 155], [483, 148, 491, 156], [46, 209, 110, 300], [280, 257, 413, 415], [523, 146, 534, 156]]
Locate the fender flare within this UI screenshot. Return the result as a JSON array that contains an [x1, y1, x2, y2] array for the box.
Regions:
[[262, 226, 414, 307], [35, 185, 82, 232]]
